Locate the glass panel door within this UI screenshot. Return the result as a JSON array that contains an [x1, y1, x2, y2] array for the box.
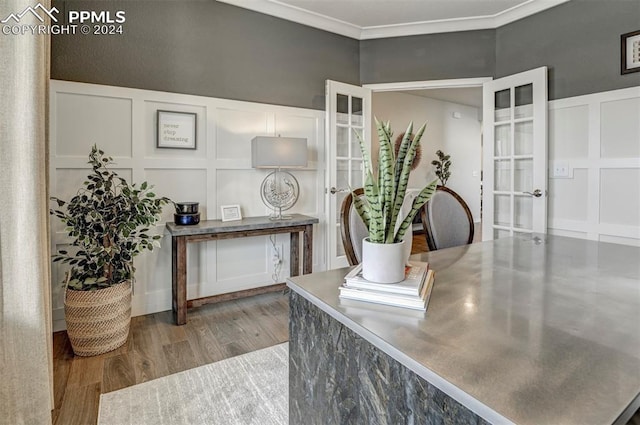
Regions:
[[482, 68, 548, 240], [326, 80, 371, 269]]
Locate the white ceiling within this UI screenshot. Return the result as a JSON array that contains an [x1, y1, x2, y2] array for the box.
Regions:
[[218, 0, 569, 39]]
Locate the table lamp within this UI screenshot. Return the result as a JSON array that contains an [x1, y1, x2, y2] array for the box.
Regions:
[[251, 136, 307, 220]]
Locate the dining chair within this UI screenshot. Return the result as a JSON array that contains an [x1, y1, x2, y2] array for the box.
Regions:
[[340, 188, 369, 266], [420, 186, 474, 251]]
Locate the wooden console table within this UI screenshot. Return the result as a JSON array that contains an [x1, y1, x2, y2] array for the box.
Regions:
[[166, 214, 318, 325]]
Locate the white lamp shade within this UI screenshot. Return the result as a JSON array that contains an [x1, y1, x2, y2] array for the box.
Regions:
[[251, 136, 308, 168]]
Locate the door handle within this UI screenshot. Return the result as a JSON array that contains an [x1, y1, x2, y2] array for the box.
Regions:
[[523, 189, 544, 198], [329, 187, 349, 194]]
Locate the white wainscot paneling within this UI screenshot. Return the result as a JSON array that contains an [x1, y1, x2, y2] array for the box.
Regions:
[[275, 113, 320, 163], [599, 235, 640, 247], [548, 229, 588, 239], [549, 105, 589, 160], [217, 169, 270, 218], [51, 243, 72, 311], [53, 168, 132, 233], [55, 93, 132, 157], [134, 237, 172, 314], [548, 87, 640, 244], [141, 234, 174, 294], [549, 168, 589, 221], [145, 168, 208, 221], [215, 236, 273, 294], [144, 101, 207, 158], [186, 241, 214, 300], [216, 108, 269, 160], [51, 80, 327, 323], [133, 234, 212, 314], [600, 168, 640, 227], [152, 232, 207, 293], [600, 97, 640, 159], [217, 169, 318, 218], [285, 169, 318, 214]]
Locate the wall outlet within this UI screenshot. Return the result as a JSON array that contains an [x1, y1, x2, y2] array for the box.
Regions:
[[551, 160, 571, 178]]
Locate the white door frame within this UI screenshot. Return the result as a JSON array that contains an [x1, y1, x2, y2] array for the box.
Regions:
[[363, 77, 493, 92], [325, 77, 493, 269], [364, 77, 492, 231]]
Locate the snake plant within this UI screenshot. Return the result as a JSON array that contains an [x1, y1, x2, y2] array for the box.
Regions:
[[353, 119, 438, 244]]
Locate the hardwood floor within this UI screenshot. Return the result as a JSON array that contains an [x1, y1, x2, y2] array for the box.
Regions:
[[52, 259, 640, 425], [52, 291, 289, 425], [411, 231, 429, 254], [411, 221, 483, 255]]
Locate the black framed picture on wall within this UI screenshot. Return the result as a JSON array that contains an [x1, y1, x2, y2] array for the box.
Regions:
[[157, 110, 197, 149], [621, 30, 640, 74]]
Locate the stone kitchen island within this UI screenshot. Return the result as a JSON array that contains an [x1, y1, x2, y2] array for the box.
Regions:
[[287, 235, 640, 425]]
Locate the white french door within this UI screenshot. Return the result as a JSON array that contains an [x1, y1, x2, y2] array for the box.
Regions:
[[482, 67, 548, 240], [326, 80, 371, 269]]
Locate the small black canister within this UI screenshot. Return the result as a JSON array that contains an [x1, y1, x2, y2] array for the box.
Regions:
[[174, 202, 200, 225]]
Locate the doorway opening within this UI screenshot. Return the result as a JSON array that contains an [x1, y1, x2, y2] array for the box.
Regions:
[[364, 78, 489, 251]]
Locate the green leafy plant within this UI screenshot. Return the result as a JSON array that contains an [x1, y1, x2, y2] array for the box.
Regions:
[[50, 145, 171, 291], [352, 119, 438, 244], [431, 150, 451, 186]]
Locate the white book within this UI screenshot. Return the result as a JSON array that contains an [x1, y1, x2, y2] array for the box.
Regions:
[[344, 261, 429, 297], [339, 269, 435, 311]]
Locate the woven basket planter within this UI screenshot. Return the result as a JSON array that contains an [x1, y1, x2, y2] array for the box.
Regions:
[[64, 280, 132, 356]]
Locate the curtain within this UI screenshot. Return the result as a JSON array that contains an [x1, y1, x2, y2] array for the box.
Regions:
[[0, 0, 54, 423]]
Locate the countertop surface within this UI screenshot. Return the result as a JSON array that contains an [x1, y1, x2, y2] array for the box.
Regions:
[[287, 235, 640, 425]]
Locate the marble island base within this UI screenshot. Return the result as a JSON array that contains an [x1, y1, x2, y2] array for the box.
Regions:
[[289, 292, 490, 424]]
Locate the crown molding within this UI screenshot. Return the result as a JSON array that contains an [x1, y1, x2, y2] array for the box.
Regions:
[[218, 0, 361, 39], [360, 16, 496, 40], [217, 0, 570, 40], [492, 0, 568, 27]]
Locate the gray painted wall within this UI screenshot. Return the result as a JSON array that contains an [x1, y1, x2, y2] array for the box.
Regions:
[[51, 0, 639, 108], [360, 30, 496, 84], [51, 0, 359, 110], [495, 0, 640, 100]]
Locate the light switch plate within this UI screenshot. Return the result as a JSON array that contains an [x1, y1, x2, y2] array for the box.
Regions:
[[551, 160, 571, 178]]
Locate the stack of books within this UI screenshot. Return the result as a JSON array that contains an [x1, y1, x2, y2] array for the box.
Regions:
[[339, 261, 434, 311]]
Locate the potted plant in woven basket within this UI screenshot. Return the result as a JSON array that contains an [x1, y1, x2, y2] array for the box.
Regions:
[[352, 119, 438, 283], [50, 145, 170, 356]]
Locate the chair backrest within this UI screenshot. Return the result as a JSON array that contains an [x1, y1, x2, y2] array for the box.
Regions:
[[421, 186, 474, 251], [340, 188, 369, 266]]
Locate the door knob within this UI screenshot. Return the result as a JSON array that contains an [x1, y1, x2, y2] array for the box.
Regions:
[[523, 189, 544, 198], [329, 187, 348, 194]]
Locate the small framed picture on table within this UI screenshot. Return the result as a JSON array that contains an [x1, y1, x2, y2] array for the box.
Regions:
[[221, 205, 242, 222], [621, 30, 640, 74]]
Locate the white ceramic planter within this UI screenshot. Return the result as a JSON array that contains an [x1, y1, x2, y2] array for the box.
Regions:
[[362, 238, 407, 283]]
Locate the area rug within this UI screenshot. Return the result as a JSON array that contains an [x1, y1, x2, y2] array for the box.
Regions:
[[97, 343, 288, 425]]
